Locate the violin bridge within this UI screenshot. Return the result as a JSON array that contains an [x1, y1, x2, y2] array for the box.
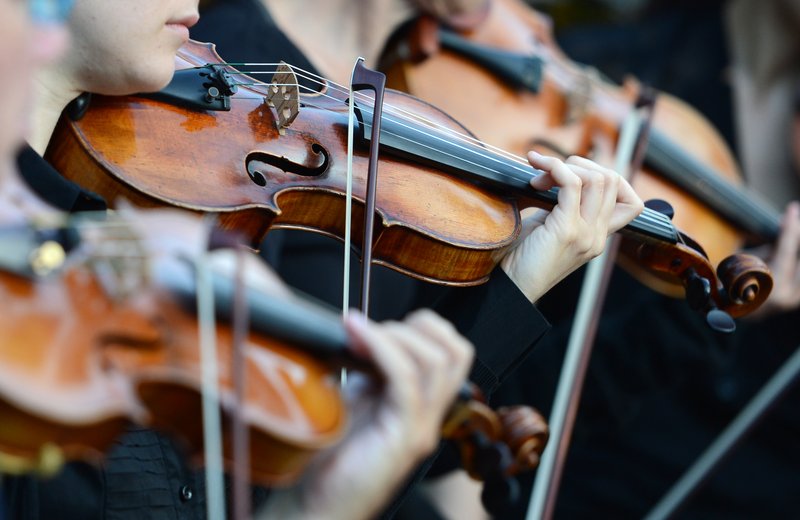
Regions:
[[566, 65, 598, 124], [81, 215, 149, 302], [267, 62, 300, 135]]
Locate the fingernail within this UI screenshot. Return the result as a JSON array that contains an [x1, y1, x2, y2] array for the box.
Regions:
[[347, 311, 374, 335], [344, 313, 370, 357]]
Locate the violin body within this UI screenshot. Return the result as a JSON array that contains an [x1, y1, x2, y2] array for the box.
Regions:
[[110, 280, 347, 485], [382, 0, 758, 298], [48, 41, 523, 287], [0, 268, 137, 473], [0, 225, 346, 483]]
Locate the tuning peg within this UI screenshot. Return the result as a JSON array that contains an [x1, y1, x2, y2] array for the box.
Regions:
[[685, 270, 712, 311], [481, 475, 520, 515], [470, 431, 513, 479], [684, 269, 736, 333], [706, 308, 736, 333], [644, 198, 675, 220]]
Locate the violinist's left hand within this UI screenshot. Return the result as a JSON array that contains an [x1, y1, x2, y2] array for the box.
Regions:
[[745, 201, 800, 319], [500, 152, 644, 303], [257, 309, 473, 520]]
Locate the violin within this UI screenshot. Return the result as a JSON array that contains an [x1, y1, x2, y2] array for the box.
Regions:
[[0, 214, 345, 482], [380, 0, 782, 299], [46, 40, 770, 321], [0, 214, 547, 512]]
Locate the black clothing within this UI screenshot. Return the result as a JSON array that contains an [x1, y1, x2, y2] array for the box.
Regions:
[[495, 269, 800, 519], [5, 428, 214, 520]]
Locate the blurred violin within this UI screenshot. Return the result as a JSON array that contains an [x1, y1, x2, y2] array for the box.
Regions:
[[46, 40, 770, 321], [380, 0, 782, 300], [0, 214, 547, 512], [0, 213, 345, 483]]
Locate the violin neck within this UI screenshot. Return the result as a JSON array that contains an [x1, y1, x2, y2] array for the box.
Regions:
[[357, 106, 678, 245], [645, 130, 782, 242], [159, 260, 369, 370], [436, 29, 544, 93], [424, 30, 781, 241]]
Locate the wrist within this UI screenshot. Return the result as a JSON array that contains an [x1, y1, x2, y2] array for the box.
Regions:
[[499, 253, 542, 304]]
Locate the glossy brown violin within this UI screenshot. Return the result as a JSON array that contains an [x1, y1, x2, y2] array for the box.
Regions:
[[0, 215, 547, 513], [380, 0, 781, 304], [46, 40, 770, 323], [0, 214, 345, 483]]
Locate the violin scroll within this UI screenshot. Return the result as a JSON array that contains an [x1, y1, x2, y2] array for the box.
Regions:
[[498, 404, 549, 473], [717, 254, 773, 313], [617, 230, 772, 330], [441, 386, 548, 515]]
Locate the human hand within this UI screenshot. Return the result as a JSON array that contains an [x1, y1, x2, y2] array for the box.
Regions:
[[746, 201, 800, 319], [500, 152, 643, 302], [258, 309, 474, 520]]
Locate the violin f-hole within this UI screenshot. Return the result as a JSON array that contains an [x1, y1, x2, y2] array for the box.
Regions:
[[245, 144, 330, 186]]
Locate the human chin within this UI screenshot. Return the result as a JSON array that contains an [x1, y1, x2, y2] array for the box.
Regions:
[[146, 59, 176, 92], [139, 37, 184, 91], [113, 56, 176, 95]]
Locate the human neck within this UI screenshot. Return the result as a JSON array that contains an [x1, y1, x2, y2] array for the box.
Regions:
[[29, 67, 83, 156], [262, 0, 416, 84]]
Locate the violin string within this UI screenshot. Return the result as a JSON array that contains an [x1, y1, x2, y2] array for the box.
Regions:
[[230, 65, 626, 182], [304, 87, 671, 233], [215, 65, 673, 235], [226, 60, 634, 189], [231, 66, 630, 191], [234, 74, 548, 184], [298, 94, 672, 235], [228, 76, 544, 188], [225, 68, 663, 234], [224, 64, 532, 167]]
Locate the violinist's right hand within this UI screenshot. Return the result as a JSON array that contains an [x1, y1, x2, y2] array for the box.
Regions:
[[499, 152, 644, 303], [258, 309, 474, 520]]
